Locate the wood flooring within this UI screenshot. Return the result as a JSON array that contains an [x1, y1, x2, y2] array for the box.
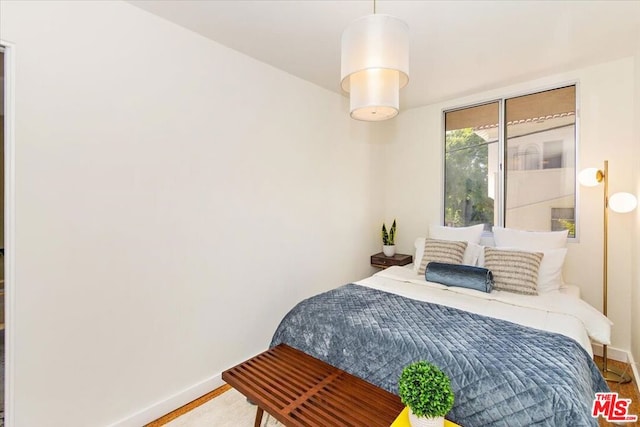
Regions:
[[595, 357, 639, 427], [144, 384, 230, 427]]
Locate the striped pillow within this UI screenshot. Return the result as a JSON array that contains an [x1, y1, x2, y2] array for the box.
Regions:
[[418, 238, 467, 276], [484, 247, 543, 295]]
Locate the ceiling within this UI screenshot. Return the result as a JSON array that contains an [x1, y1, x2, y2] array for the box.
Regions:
[[129, 1, 639, 109]]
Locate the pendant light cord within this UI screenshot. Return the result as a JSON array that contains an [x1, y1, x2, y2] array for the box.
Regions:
[[373, 0, 376, 14]]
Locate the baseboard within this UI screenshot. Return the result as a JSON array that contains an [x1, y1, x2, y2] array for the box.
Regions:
[[629, 351, 640, 395], [591, 343, 629, 363], [107, 373, 225, 427]]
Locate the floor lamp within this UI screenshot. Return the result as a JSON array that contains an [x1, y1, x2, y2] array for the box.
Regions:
[[578, 160, 637, 383]]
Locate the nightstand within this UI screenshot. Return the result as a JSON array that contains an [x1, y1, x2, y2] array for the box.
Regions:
[[371, 252, 413, 269]]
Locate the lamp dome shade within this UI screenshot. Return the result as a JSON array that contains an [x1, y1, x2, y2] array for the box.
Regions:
[[609, 192, 638, 213], [348, 68, 399, 120], [578, 168, 603, 187], [341, 14, 409, 121]]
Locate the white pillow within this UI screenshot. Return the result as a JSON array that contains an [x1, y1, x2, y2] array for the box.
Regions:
[[429, 224, 485, 244], [492, 227, 568, 250], [414, 224, 485, 273], [536, 248, 568, 293], [480, 246, 568, 293]]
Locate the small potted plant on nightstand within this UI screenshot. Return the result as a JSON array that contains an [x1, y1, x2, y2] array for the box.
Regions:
[[382, 219, 397, 256], [398, 361, 455, 427]]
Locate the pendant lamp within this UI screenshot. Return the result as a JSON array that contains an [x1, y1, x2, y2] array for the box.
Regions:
[[341, 2, 409, 121]]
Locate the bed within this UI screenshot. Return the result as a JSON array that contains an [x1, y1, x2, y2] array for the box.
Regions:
[[270, 227, 611, 427]]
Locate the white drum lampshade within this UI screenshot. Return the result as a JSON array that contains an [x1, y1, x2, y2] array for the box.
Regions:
[[341, 14, 409, 121]]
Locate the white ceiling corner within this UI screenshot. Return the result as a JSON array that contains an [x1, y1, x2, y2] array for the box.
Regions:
[[126, 0, 640, 110]]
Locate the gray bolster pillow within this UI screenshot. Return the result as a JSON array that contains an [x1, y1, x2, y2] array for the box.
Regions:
[[425, 262, 494, 293]]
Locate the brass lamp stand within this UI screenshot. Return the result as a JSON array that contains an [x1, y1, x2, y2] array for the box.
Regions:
[[579, 160, 636, 384]]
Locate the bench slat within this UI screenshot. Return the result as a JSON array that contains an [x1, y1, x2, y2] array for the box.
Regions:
[[222, 344, 404, 427]]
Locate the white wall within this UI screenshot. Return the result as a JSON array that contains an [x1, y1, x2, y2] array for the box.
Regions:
[[0, 1, 383, 426], [631, 48, 640, 374], [380, 57, 637, 354], [2, 2, 638, 425]]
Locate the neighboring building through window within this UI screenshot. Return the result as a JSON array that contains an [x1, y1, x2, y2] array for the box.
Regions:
[[444, 85, 577, 237]]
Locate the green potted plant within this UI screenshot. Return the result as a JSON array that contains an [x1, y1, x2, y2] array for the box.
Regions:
[[398, 361, 455, 427], [381, 219, 397, 256]]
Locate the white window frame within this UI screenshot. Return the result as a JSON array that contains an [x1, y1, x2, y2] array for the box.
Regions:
[[441, 82, 580, 240]]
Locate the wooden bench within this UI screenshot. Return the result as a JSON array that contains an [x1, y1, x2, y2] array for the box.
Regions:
[[222, 344, 405, 427]]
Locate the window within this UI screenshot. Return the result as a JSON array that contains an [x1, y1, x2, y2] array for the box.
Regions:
[[551, 207, 575, 235], [444, 85, 576, 237]]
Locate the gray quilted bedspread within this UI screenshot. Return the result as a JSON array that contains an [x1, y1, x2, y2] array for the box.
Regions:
[[270, 284, 609, 427]]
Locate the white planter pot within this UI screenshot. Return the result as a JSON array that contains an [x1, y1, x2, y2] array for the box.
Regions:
[[382, 245, 396, 257], [408, 410, 445, 427]]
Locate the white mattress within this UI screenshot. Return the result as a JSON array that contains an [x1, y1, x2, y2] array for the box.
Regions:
[[355, 266, 611, 357]]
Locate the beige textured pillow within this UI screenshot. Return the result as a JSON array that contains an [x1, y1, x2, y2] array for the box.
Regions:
[[418, 238, 467, 275], [484, 247, 543, 295]]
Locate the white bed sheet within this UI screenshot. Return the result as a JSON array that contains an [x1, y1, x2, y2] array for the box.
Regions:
[[355, 266, 612, 357]]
